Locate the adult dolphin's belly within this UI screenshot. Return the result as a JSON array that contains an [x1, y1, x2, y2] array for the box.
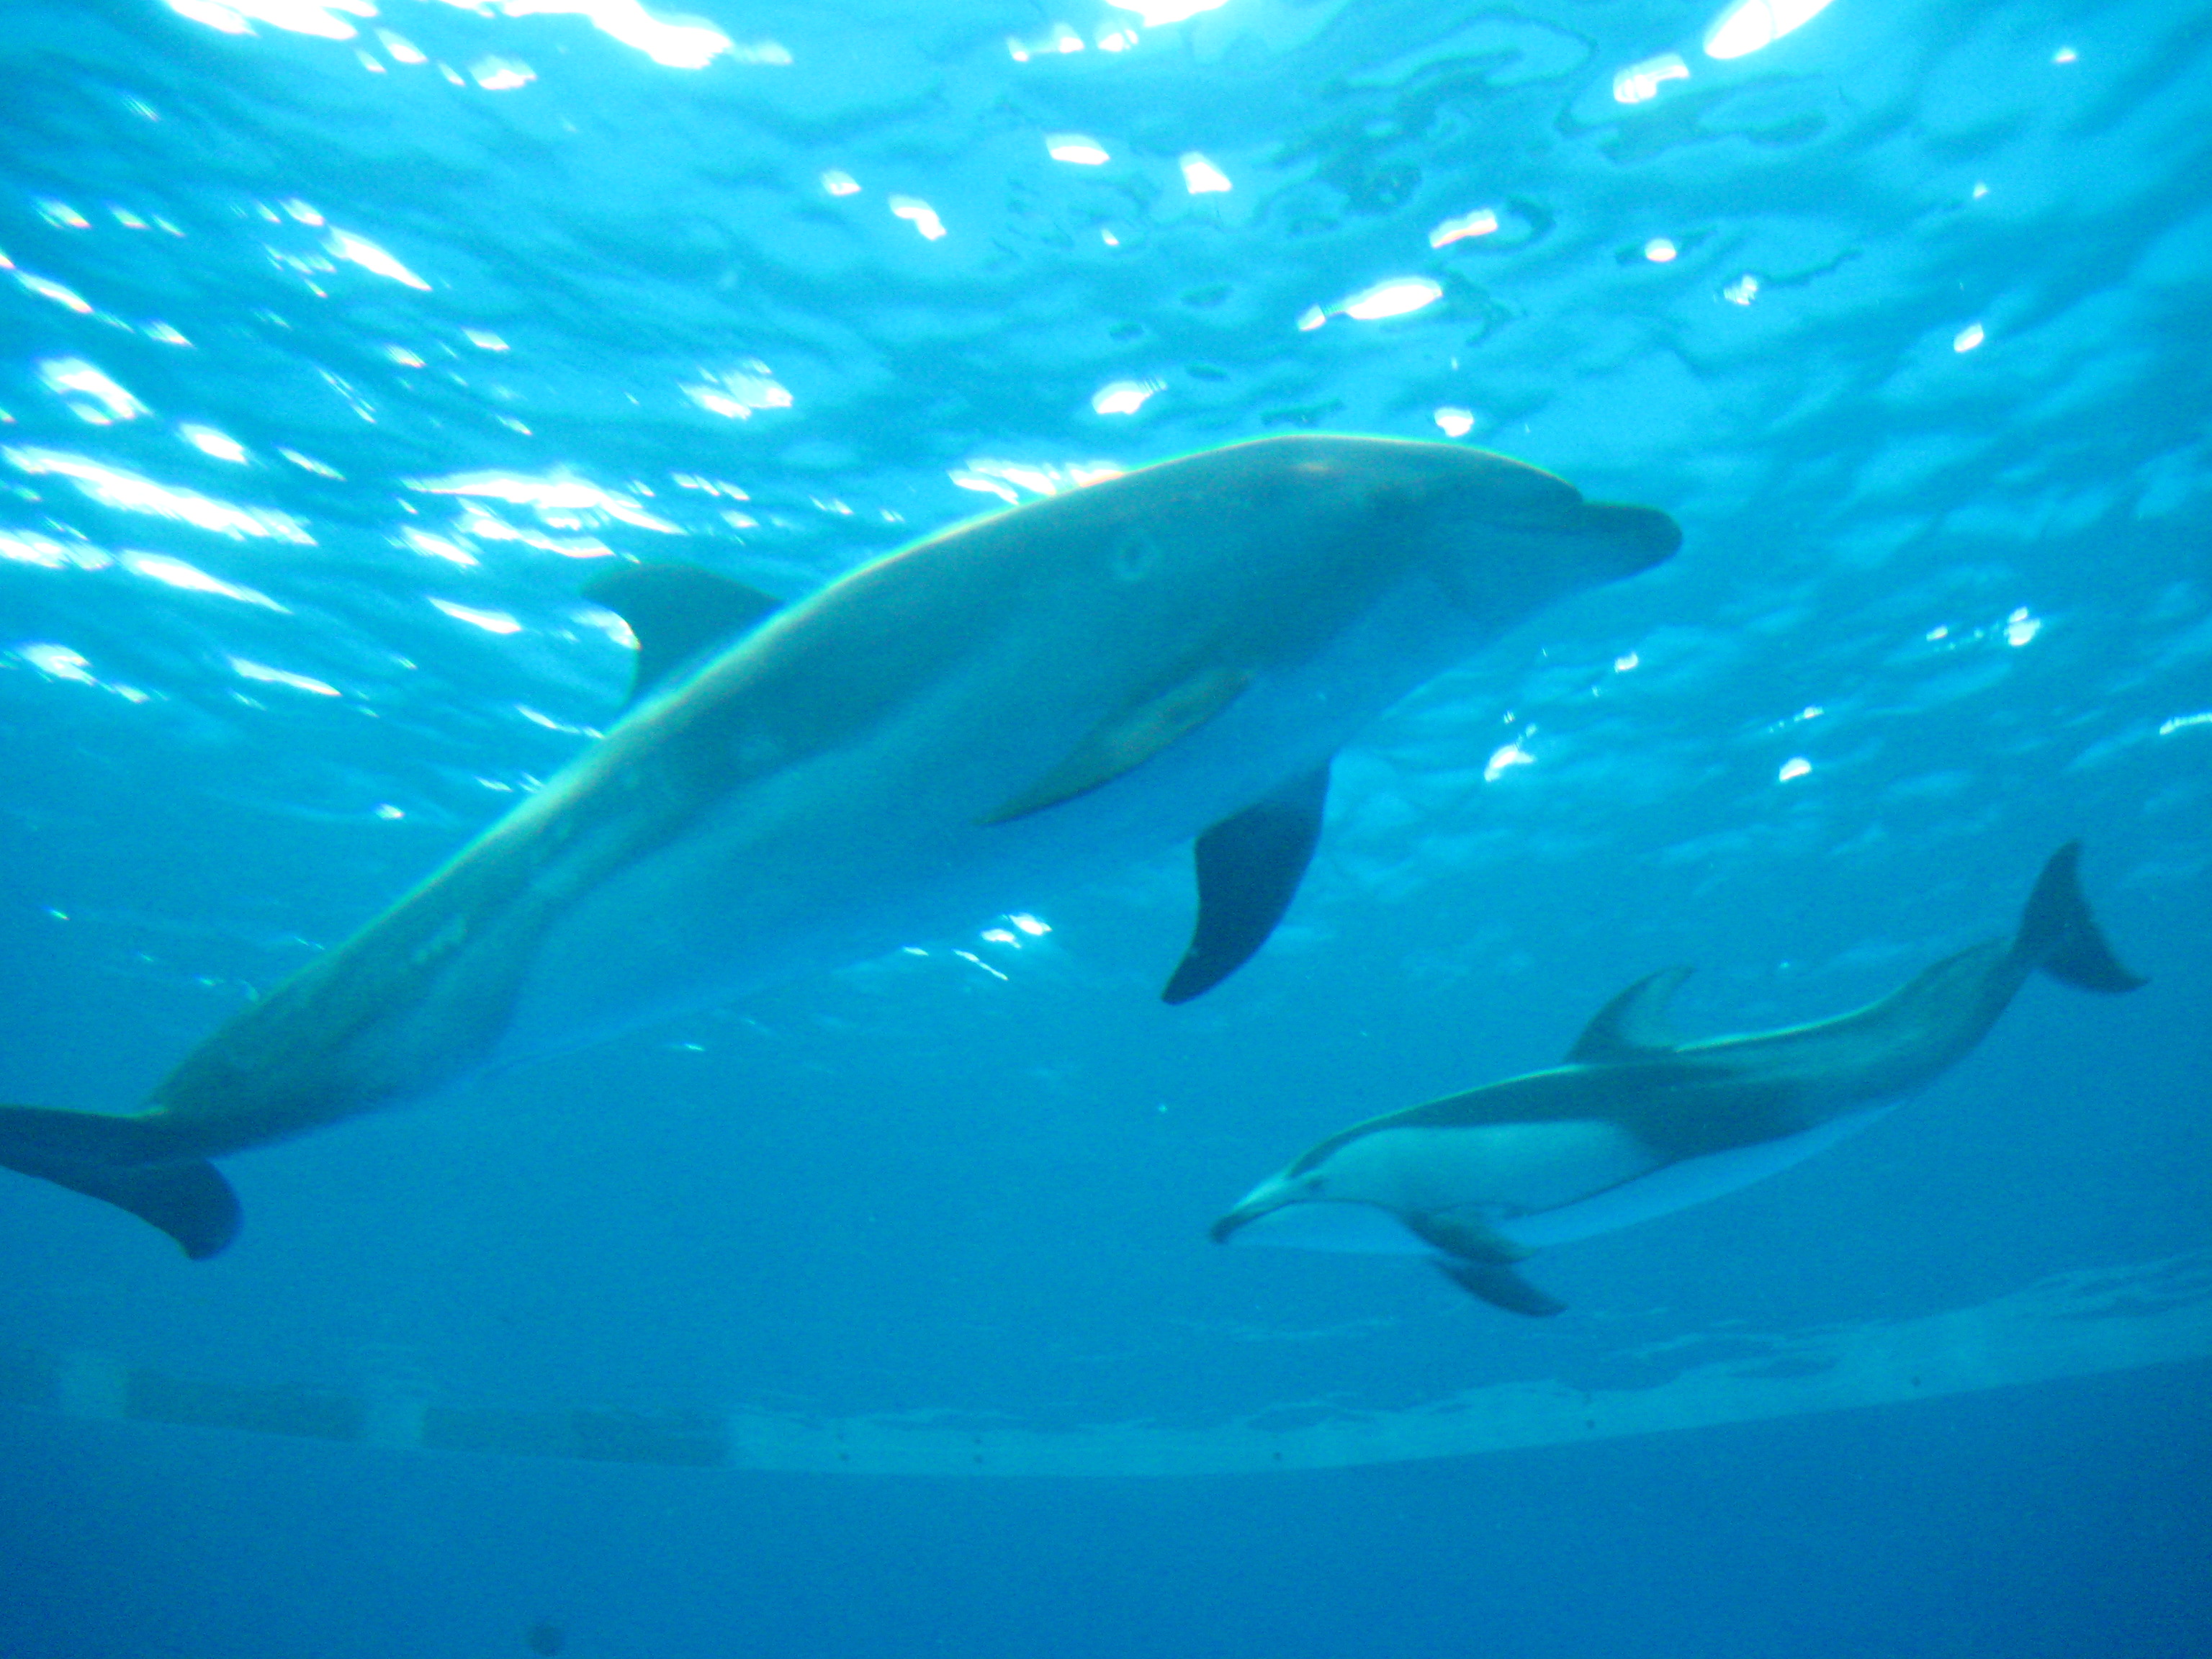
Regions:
[[493, 567, 1489, 1066]]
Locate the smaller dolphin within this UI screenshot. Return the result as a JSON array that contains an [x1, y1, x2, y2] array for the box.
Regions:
[[1211, 844, 2144, 1316]]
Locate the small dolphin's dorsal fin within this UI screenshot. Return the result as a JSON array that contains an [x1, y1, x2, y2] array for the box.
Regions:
[[582, 562, 783, 709], [1566, 965, 1694, 1063], [982, 662, 1254, 824], [1161, 762, 1330, 1004]]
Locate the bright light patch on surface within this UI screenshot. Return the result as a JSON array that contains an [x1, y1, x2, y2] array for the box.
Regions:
[[383, 345, 426, 368], [1179, 153, 1232, 194], [125, 552, 286, 610], [464, 330, 508, 351], [1047, 134, 1112, 165], [1954, 321, 1985, 352], [1, 531, 104, 570], [681, 364, 793, 420], [1296, 305, 1328, 332], [889, 197, 948, 240], [326, 228, 431, 290], [181, 424, 249, 463], [377, 27, 426, 62], [279, 447, 342, 477], [166, 0, 374, 37], [2053, 45, 2077, 63], [1097, 26, 1137, 49], [951, 458, 1124, 502], [980, 929, 1019, 945], [39, 359, 148, 423], [230, 657, 338, 696], [17, 273, 93, 313], [1005, 22, 1083, 59], [1108, 0, 1222, 22], [431, 598, 523, 634], [19, 644, 96, 683], [1092, 379, 1163, 415], [143, 323, 192, 346], [403, 528, 480, 567], [1779, 756, 1812, 781], [2159, 711, 2212, 737], [37, 201, 91, 230], [1008, 913, 1051, 936], [1434, 408, 1475, 438], [1723, 273, 1761, 305], [495, 0, 742, 69], [406, 471, 680, 533], [279, 198, 325, 226], [1340, 278, 1443, 320], [4, 447, 313, 541], [1644, 238, 1678, 263], [1428, 208, 1498, 248], [1484, 742, 1534, 781], [821, 171, 860, 197], [953, 949, 1010, 981], [471, 55, 536, 89], [1703, 0, 1837, 59], [1614, 52, 1689, 102], [458, 507, 613, 558], [1615, 652, 1640, 673], [2004, 607, 2041, 647]]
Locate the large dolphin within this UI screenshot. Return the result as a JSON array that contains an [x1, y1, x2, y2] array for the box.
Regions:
[[1212, 843, 2144, 1315], [0, 434, 1677, 1257]]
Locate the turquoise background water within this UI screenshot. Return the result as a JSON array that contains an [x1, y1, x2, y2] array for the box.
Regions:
[[2, 0, 2208, 1652]]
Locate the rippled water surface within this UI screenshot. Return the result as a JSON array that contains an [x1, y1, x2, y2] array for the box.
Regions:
[[2, 0, 2208, 1652]]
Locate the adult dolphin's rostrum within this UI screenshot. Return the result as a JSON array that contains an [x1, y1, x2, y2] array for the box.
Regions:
[[0, 435, 1678, 1256], [1213, 844, 2144, 1316]]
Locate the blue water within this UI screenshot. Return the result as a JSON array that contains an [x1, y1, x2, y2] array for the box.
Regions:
[[3, 0, 2208, 1652]]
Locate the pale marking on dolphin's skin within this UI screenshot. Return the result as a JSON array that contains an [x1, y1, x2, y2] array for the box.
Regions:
[[0, 433, 1678, 1258], [1214, 842, 2146, 1316]]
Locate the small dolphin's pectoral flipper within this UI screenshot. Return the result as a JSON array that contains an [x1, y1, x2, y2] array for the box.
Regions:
[[1405, 1207, 1567, 1315], [1565, 965, 1694, 1063], [983, 663, 1254, 824], [2015, 842, 2146, 993], [1431, 1256, 1568, 1317], [0, 1105, 240, 1259], [1161, 762, 1331, 1004], [582, 562, 783, 708]]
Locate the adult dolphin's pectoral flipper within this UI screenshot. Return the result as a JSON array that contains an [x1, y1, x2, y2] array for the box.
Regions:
[[1162, 762, 1331, 1004], [1213, 842, 2145, 1316], [0, 434, 1678, 1255]]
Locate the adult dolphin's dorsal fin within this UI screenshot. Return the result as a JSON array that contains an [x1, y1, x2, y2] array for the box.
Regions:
[[1566, 965, 1694, 1063], [1161, 761, 1331, 1004], [582, 562, 783, 708], [982, 663, 1254, 824]]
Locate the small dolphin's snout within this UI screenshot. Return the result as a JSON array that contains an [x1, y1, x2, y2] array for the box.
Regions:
[[1209, 1173, 1300, 1244]]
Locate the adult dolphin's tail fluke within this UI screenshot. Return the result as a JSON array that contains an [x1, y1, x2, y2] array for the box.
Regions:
[[0, 1104, 240, 1259], [0, 435, 1678, 1256], [1211, 843, 2144, 1316]]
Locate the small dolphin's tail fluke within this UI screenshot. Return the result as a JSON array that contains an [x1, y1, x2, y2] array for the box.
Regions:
[[0, 1105, 240, 1259], [2013, 842, 2146, 994]]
